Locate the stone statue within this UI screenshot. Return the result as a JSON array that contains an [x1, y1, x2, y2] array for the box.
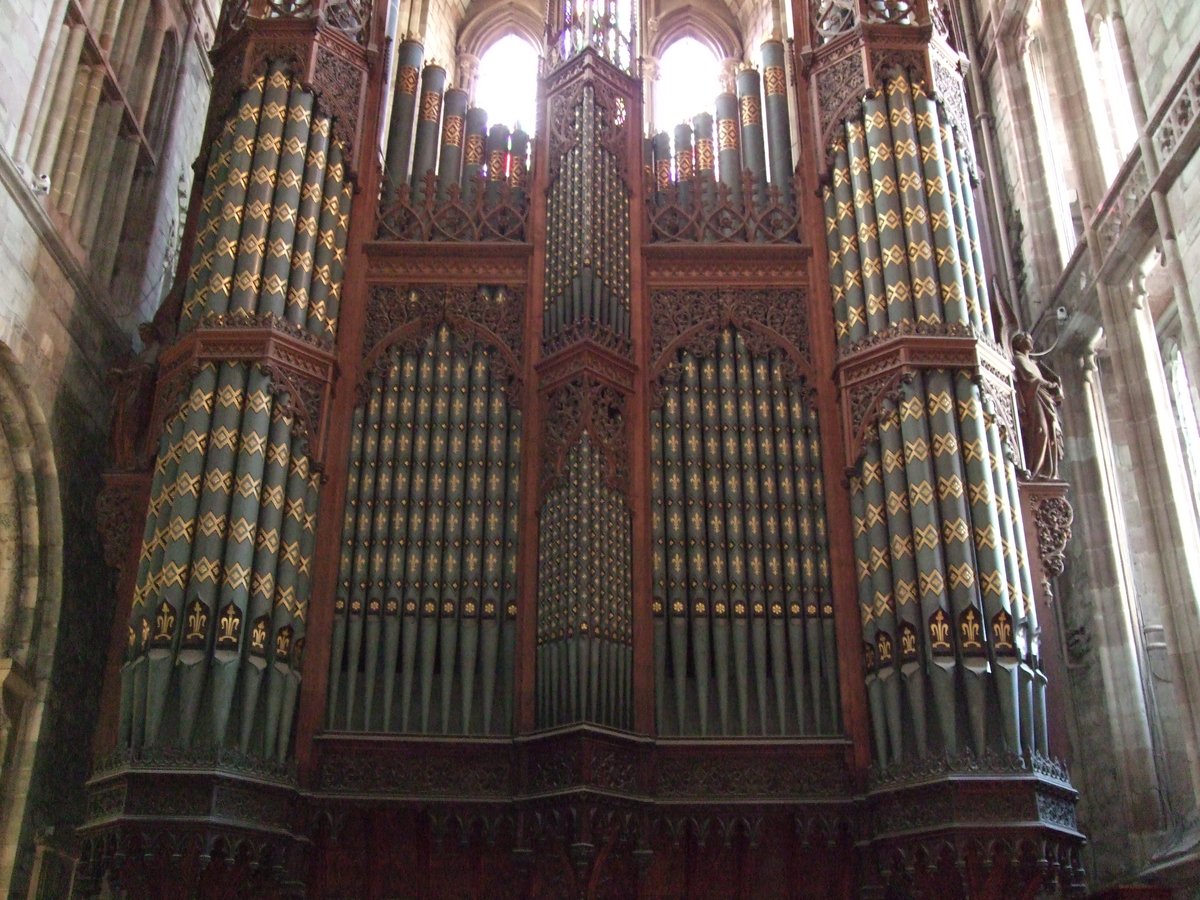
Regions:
[[107, 321, 163, 471], [1011, 331, 1064, 480]]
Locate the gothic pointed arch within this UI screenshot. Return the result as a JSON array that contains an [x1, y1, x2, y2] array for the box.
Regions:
[[456, 0, 543, 61], [0, 342, 62, 893], [647, 2, 742, 62]]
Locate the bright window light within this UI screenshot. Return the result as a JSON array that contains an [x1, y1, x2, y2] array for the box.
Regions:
[[655, 37, 720, 131], [474, 34, 539, 134]]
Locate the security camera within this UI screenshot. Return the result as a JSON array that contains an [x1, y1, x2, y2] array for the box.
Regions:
[[1055, 305, 1068, 322], [32, 173, 50, 196]]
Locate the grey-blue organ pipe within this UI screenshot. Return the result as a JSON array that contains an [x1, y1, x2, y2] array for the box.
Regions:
[[714, 91, 742, 204], [384, 39, 424, 205], [410, 63, 446, 200], [461, 107, 488, 202], [437, 87, 468, 199], [673, 122, 694, 208], [736, 68, 768, 206], [652, 131, 671, 195], [485, 123, 510, 206], [760, 40, 794, 207], [693, 112, 716, 209], [509, 127, 530, 206]]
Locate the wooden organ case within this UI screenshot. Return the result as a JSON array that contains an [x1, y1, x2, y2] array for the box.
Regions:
[[82, 0, 1086, 897]]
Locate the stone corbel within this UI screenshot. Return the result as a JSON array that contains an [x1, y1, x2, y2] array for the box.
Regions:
[[1017, 478, 1073, 607]]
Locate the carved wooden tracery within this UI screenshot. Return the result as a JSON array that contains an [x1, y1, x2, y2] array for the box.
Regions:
[[836, 322, 1013, 468], [539, 376, 629, 497], [650, 287, 813, 392], [363, 284, 525, 397]]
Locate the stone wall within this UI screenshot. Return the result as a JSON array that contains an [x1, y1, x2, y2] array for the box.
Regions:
[[0, 0, 216, 892], [969, 0, 1200, 890]]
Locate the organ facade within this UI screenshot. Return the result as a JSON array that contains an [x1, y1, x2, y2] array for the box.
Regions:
[[83, 0, 1086, 895]]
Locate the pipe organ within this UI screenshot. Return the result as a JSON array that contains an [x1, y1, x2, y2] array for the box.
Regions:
[[85, 1, 1086, 897]]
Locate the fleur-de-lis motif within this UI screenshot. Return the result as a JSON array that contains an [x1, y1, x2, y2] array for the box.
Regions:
[[155, 601, 177, 642], [929, 608, 951, 651], [960, 607, 983, 650], [185, 599, 208, 641], [992, 609, 1015, 652], [216, 602, 243, 648], [275, 625, 293, 661]]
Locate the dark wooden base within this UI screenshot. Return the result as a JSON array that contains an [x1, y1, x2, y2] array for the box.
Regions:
[[76, 729, 1085, 898]]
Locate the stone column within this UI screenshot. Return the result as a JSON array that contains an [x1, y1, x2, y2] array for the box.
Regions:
[[455, 51, 479, 103], [1088, 265, 1200, 818], [641, 55, 658, 131]]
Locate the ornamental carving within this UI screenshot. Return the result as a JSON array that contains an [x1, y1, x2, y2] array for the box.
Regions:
[[363, 285, 525, 394], [318, 751, 510, 796], [259, 362, 315, 446], [645, 171, 804, 244], [869, 50, 927, 88], [656, 753, 846, 799], [1032, 495, 1073, 580], [313, 43, 365, 161], [541, 377, 629, 496], [931, 55, 972, 168], [546, 59, 634, 187], [816, 50, 865, 151], [96, 476, 150, 572], [650, 288, 812, 391]]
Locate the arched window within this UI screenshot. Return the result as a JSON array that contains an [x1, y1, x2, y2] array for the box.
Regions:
[[1024, 30, 1080, 262], [1089, 15, 1138, 172], [654, 37, 721, 132], [473, 34, 540, 133]]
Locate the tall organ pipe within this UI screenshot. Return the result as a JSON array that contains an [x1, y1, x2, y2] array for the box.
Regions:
[[238, 403, 292, 751], [260, 84, 314, 319], [384, 39, 425, 205], [485, 123, 511, 206], [382, 355, 420, 731], [877, 399, 928, 756], [410, 63, 446, 200], [328, 405, 363, 727], [693, 112, 716, 210], [437, 87, 467, 200], [285, 114, 332, 328], [173, 363, 246, 746], [700, 357, 731, 733], [651, 131, 671, 198], [461, 107, 488, 201], [438, 352, 470, 732], [229, 67, 291, 315], [651, 415, 667, 731], [419, 327, 453, 732], [190, 74, 265, 323], [760, 40, 794, 207], [735, 68, 768, 208], [714, 91, 742, 204], [673, 122, 694, 208], [509, 127, 530, 205]]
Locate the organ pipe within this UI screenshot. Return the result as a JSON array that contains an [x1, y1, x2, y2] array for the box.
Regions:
[[383, 39, 424, 205], [327, 314, 521, 735], [410, 63, 447, 201], [761, 40, 794, 208], [735, 68, 768, 208], [120, 65, 346, 756], [653, 331, 839, 736], [437, 87, 467, 199], [830, 69, 1043, 763]]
